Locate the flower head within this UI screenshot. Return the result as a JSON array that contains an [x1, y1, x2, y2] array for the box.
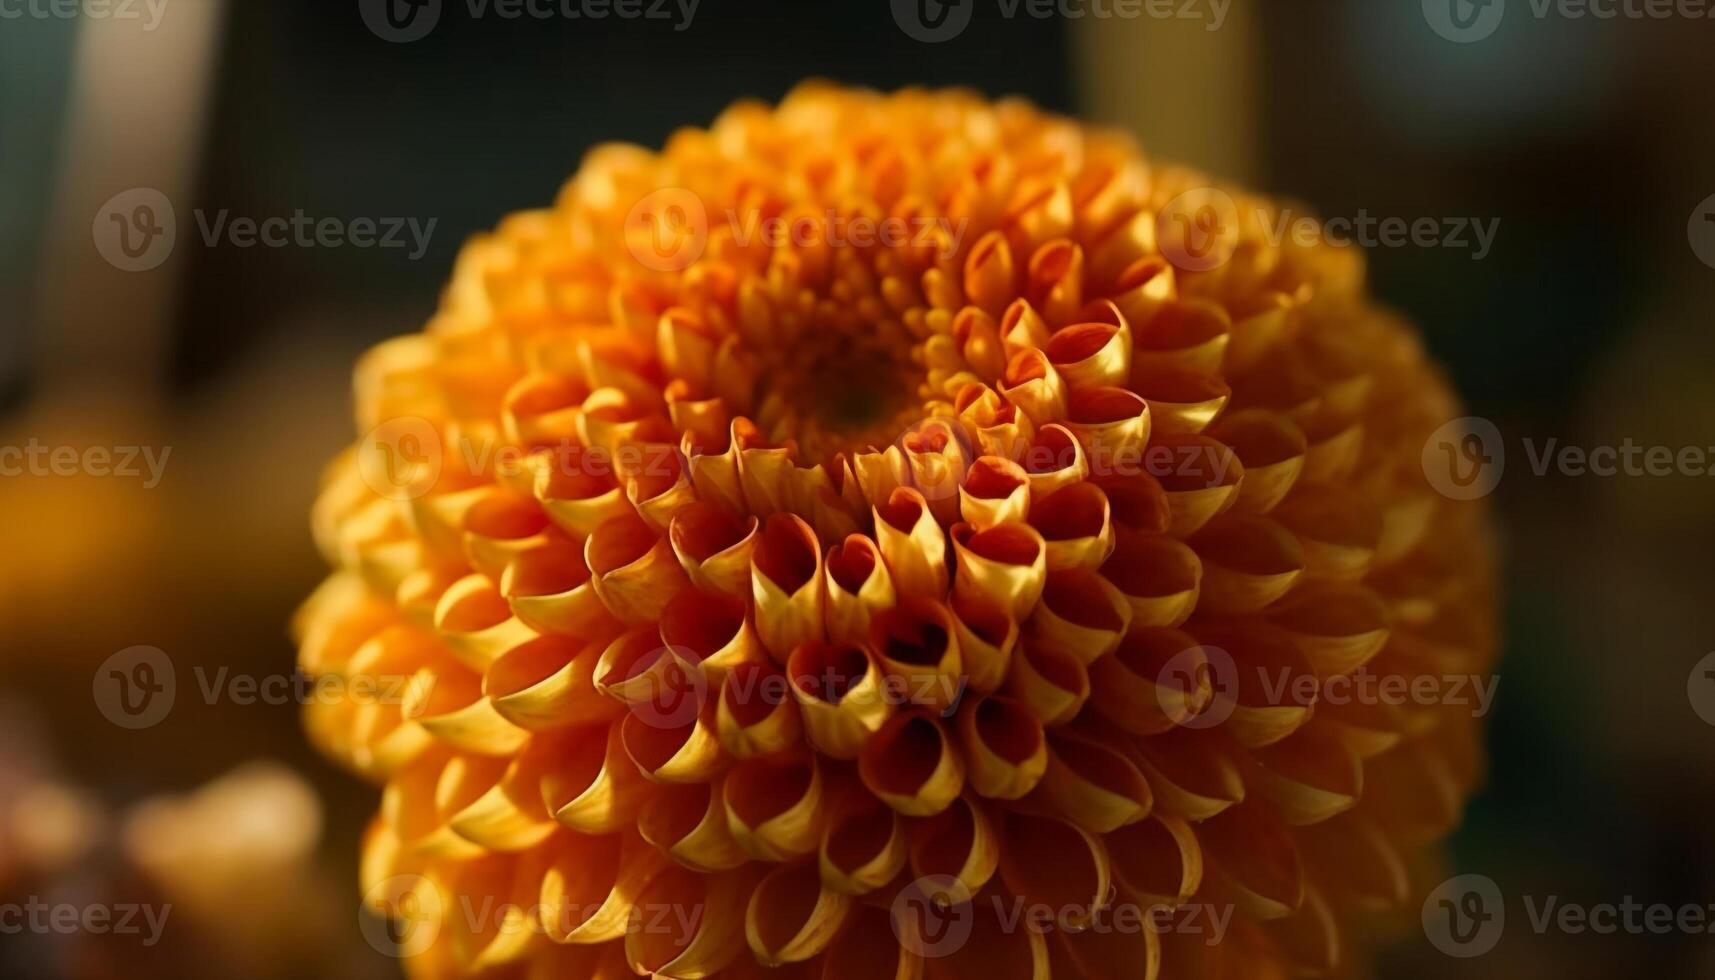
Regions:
[[299, 82, 1496, 978]]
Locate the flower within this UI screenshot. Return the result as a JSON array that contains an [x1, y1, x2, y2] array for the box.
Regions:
[[297, 82, 1497, 979]]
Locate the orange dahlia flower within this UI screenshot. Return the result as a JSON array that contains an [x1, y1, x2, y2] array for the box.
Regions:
[[297, 82, 1497, 979]]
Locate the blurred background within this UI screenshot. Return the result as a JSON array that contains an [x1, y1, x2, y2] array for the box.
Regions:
[[3, 0, 1714, 977]]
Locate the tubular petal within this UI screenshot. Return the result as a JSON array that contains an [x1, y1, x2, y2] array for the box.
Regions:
[[752, 513, 828, 660], [858, 712, 967, 816], [586, 512, 691, 624], [745, 862, 854, 966]]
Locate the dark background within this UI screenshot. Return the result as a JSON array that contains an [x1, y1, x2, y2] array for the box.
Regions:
[[3, 1, 1714, 977]]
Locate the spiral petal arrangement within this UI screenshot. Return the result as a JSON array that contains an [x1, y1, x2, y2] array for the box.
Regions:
[[299, 83, 1497, 979]]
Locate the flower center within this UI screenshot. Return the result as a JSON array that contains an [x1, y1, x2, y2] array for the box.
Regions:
[[757, 334, 926, 462], [738, 254, 932, 463]]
